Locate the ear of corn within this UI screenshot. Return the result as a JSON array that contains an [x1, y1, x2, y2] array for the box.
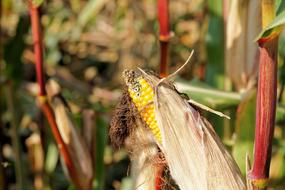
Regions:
[[125, 72, 162, 143]]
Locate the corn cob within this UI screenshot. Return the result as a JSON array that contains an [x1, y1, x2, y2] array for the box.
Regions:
[[123, 70, 162, 143]]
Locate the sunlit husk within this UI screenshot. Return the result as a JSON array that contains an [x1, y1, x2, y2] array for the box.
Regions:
[[225, 0, 261, 90], [141, 71, 246, 190], [126, 121, 158, 190], [52, 96, 93, 190]]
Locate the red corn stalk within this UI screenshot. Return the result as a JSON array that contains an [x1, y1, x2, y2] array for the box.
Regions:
[[28, 2, 91, 189], [28, 1, 45, 96], [249, 0, 278, 189], [157, 0, 170, 78], [40, 101, 78, 182]]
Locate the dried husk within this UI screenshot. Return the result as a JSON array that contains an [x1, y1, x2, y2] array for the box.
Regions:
[[51, 95, 93, 190], [225, 0, 261, 90], [141, 71, 246, 190], [82, 109, 96, 151], [126, 121, 158, 190]]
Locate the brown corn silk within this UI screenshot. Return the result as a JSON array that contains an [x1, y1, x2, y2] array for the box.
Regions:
[[110, 90, 163, 189], [139, 70, 246, 190]]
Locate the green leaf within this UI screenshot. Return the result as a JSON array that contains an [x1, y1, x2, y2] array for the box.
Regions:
[[120, 177, 133, 190], [78, 0, 108, 28], [276, 0, 285, 15], [232, 141, 254, 175], [235, 89, 256, 140], [205, 0, 224, 89], [232, 89, 256, 174], [256, 11, 285, 43], [175, 80, 241, 109], [93, 116, 107, 190], [32, 0, 44, 7], [270, 146, 285, 183], [276, 105, 285, 124], [45, 143, 59, 174], [4, 16, 29, 85]]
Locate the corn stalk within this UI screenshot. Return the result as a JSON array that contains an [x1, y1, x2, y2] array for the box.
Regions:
[[28, 2, 92, 189], [249, 0, 278, 189], [157, 0, 170, 77]]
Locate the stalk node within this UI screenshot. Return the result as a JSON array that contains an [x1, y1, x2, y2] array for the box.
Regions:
[[37, 95, 47, 105], [251, 178, 269, 189], [159, 34, 170, 42]]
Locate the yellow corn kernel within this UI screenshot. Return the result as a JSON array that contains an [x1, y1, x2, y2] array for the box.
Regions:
[[128, 78, 162, 143]]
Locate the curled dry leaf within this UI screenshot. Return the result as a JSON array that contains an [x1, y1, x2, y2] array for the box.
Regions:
[[51, 94, 93, 190], [225, 0, 261, 90]]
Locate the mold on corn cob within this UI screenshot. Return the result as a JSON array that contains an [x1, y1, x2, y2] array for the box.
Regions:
[[123, 70, 162, 143]]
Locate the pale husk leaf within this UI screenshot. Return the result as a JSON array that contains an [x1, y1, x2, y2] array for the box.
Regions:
[[141, 72, 246, 190], [52, 97, 93, 189], [225, 0, 261, 90], [125, 117, 158, 190]]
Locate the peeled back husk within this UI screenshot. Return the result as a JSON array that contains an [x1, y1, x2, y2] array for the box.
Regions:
[[141, 71, 246, 190]]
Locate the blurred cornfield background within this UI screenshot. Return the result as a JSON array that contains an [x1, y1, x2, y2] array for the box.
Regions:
[[1, 0, 285, 189]]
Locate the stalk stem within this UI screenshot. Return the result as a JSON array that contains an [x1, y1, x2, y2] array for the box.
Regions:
[[250, 1, 278, 189], [157, 0, 170, 77], [29, 2, 45, 96], [156, 1, 170, 187], [28, 2, 85, 189], [40, 102, 79, 186]]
